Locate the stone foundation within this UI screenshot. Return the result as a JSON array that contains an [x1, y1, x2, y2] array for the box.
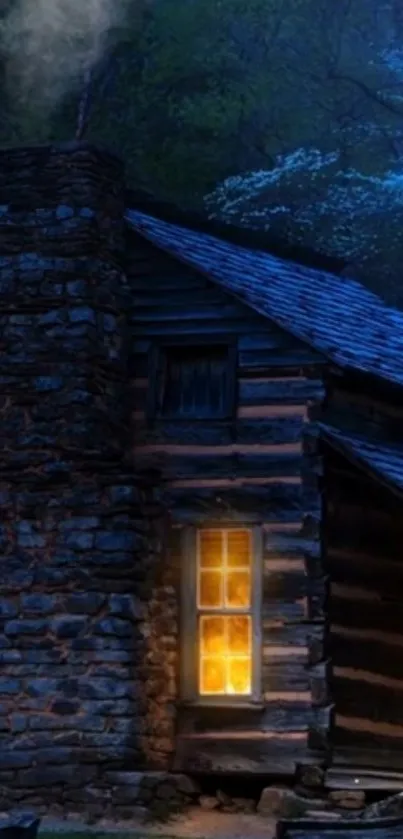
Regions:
[[72, 771, 199, 821], [0, 143, 175, 814], [5, 771, 199, 822]]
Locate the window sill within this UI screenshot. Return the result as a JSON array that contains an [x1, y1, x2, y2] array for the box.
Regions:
[[152, 415, 232, 422], [179, 699, 265, 711]]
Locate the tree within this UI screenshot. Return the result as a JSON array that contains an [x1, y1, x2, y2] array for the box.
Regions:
[[81, 0, 402, 206], [205, 147, 403, 306], [202, 0, 403, 305]]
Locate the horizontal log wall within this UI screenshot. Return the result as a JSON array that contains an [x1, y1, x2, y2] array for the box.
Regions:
[[127, 233, 327, 774], [325, 447, 403, 767], [326, 378, 403, 443]]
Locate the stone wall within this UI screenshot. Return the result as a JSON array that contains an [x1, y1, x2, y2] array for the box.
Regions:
[[0, 143, 177, 817]]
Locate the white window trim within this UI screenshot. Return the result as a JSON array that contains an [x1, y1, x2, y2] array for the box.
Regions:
[[180, 524, 263, 706]]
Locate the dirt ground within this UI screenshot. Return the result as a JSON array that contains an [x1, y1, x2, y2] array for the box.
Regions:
[[40, 808, 277, 839]]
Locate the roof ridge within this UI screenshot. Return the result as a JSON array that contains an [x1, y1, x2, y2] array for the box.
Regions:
[[125, 189, 346, 275]]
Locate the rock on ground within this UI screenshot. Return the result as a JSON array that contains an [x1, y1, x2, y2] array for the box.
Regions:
[[361, 792, 403, 820], [257, 786, 327, 818], [328, 790, 366, 810]]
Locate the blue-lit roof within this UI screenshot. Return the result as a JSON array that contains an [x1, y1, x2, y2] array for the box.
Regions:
[[126, 209, 403, 389], [319, 423, 403, 497]]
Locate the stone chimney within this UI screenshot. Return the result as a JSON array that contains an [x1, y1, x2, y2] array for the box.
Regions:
[[0, 143, 154, 816], [0, 141, 129, 457]]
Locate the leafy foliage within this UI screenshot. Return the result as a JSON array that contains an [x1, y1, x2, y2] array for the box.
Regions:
[[1, 0, 403, 299], [205, 149, 403, 305]]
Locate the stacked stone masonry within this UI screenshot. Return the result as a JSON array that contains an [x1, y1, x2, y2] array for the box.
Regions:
[[0, 143, 177, 816]]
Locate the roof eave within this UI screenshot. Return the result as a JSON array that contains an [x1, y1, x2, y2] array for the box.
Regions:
[[318, 423, 403, 503]]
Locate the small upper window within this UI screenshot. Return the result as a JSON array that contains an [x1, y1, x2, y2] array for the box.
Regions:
[[155, 344, 232, 419]]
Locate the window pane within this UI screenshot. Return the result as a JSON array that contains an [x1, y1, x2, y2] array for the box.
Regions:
[[200, 616, 225, 655], [228, 657, 251, 695], [199, 530, 223, 568], [200, 657, 226, 694], [198, 616, 252, 696], [227, 615, 250, 654], [226, 570, 251, 607], [199, 570, 223, 607], [227, 530, 251, 568]]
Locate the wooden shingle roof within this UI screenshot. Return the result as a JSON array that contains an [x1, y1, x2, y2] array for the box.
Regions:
[[126, 209, 403, 389]]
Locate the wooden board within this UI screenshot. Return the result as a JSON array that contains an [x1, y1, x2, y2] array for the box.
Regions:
[[173, 731, 319, 775], [333, 726, 403, 753], [238, 348, 324, 371], [130, 316, 268, 337], [238, 333, 312, 352], [276, 815, 403, 839], [131, 302, 245, 322], [263, 623, 310, 647], [162, 481, 304, 523], [326, 549, 403, 597], [130, 289, 230, 307], [332, 673, 403, 728], [262, 599, 307, 623], [332, 670, 403, 725], [133, 450, 304, 480], [262, 658, 309, 693], [265, 532, 320, 560], [329, 594, 403, 636], [133, 417, 305, 446], [332, 746, 403, 772], [179, 701, 311, 734], [330, 634, 403, 682], [238, 379, 325, 407], [263, 566, 307, 600], [326, 765, 403, 791]]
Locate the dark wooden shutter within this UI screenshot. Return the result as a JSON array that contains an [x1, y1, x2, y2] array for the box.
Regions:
[[160, 345, 230, 418]]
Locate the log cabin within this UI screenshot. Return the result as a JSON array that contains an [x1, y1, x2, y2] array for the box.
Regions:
[[2, 143, 403, 815], [125, 202, 403, 789]]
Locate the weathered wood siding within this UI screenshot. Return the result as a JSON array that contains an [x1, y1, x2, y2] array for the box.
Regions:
[[326, 376, 403, 443], [127, 232, 328, 774], [324, 446, 403, 769]]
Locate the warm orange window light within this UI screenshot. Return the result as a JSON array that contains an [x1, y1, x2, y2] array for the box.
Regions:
[[197, 529, 252, 696]]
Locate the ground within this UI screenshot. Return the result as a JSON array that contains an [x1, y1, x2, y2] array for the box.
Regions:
[[40, 809, 276, 839]]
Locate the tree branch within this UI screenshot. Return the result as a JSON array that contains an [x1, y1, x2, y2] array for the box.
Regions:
[[328, 69, 403, 119]]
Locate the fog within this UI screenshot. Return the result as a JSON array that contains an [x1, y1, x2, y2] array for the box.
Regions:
[[1, 0, 125, 114]]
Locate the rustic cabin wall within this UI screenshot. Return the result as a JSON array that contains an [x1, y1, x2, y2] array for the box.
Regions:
[[325, 376, 403, 443], [127, 232, 329, 775], [324, 448, 403, 767]]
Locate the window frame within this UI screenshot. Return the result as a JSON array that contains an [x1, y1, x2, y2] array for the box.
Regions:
[[147, 336, 237, 422], [180, 524, 263, 706]]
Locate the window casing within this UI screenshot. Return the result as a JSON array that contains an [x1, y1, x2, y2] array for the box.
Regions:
[[180, 526, 262, 704]]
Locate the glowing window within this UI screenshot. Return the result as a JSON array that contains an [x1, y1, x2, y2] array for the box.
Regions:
[[197, 529, 255, 697]]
